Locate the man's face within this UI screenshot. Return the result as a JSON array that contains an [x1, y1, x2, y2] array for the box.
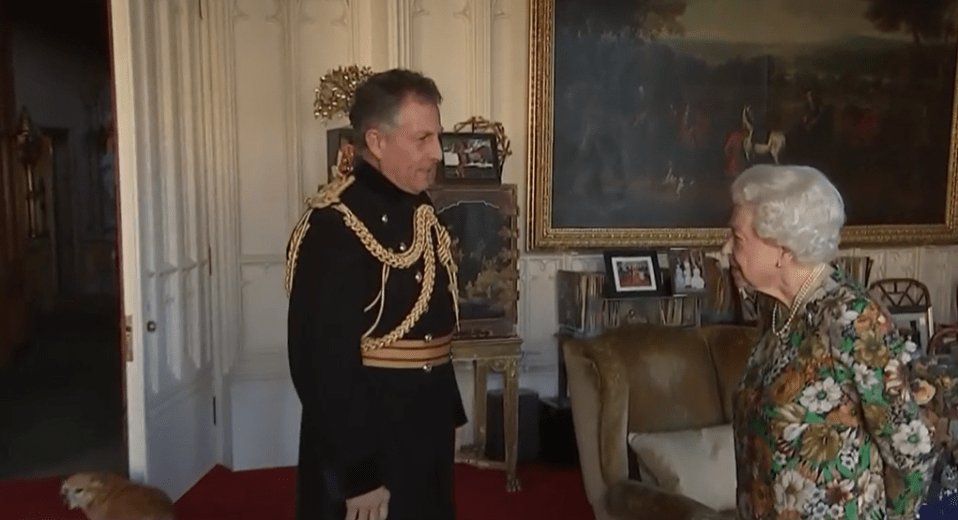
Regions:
[[368, 96, 443, 194]]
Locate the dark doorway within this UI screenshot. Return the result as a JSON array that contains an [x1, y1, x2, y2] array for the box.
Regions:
[[0, 0, 126, 481]]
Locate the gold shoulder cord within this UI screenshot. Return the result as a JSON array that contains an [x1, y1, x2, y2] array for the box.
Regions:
[[284, 174, 355, 296], [284, 176, 460, 352]]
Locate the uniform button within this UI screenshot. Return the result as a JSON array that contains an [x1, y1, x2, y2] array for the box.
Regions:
[[422, 363, 432, 373], [415, 271, 422, 282], [381, 214, 388, 223], [399, 242, 407, 251], [425, 334, 433, 341]]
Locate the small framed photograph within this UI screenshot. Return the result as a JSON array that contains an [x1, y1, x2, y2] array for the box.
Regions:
[[603, 250, 666, 298], [668, 248, 708, 295], [438, 132, 500, 184], [326, 126, 356, 183]]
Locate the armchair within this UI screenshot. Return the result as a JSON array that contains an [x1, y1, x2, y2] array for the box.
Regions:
[[563, 322, 758, 520]]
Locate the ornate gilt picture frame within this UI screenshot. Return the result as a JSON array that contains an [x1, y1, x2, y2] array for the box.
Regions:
[[429, 184, 519, 339], [526, 0, 958, 251]]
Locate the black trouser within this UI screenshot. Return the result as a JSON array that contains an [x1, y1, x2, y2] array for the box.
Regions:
[[295, 363, 464, 520]]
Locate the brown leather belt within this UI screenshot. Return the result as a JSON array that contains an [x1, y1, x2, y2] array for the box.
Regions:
[[361, 333, 453, 372]]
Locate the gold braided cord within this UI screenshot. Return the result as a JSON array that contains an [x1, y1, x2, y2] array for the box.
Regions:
[[363, 264, 389, 338], [360, 232, 437, 351], [284, 175, 355, 296], [334, 203, 460, 351], [284, 176, 461, 352], [285, 208, 315, 296], [333, 204, 433, 269], [435, 224, 460, 327]]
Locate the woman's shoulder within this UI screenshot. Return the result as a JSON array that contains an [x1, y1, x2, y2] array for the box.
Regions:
[[810, 267, 896, 331], [815, 267, 880, 307]]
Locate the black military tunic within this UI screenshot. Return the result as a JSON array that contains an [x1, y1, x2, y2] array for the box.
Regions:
[[286, 159, 468, 520]]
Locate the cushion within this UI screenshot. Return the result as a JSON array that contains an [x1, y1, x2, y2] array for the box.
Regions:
[[626, 423, 736, 512]]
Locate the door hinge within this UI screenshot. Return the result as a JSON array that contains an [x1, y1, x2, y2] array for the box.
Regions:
[[123, 314, 133, 362], [212, 396, 217, 425]]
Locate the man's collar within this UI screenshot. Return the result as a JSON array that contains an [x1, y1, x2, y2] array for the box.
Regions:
[[352, 158, 431, 205]]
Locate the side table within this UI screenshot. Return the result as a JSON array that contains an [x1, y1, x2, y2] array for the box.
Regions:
[[452, 335, 522, 492]]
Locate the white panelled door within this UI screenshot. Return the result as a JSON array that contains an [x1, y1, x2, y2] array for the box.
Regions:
[[111, 0, 219, 500]]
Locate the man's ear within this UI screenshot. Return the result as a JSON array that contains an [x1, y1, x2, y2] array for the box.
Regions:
[[365, 127, 386, 161]]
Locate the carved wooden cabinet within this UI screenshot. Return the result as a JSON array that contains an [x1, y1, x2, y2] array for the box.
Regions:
[[428, 184, 519, 340], [429, 183, 523, 491]]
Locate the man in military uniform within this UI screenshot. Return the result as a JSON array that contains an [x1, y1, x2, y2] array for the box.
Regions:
[[285, 69, 467, 520]]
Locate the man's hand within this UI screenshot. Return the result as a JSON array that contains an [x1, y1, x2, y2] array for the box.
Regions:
[[345, 486, 389, 520]]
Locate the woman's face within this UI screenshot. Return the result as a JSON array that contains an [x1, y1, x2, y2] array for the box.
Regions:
[[725, 204, 782, 293]]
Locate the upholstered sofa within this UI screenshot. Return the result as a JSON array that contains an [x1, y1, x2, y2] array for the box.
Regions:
[[563, 322, 759, 520]]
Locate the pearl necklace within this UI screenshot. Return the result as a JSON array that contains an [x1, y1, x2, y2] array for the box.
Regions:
[[772, 263, 827, 342]]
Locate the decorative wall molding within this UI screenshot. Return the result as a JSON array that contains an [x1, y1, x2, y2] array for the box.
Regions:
[[492, 0, 507, 19], [212, 0, 243, 377], [239, 254, 286, 267], [348, 0, 375, 66], [266, 0, 286, 26], [413, 0, 429, 17], [454, 1, 470, 21], [327, 0, 349, 27], [282, 1, 305, 228], [387, 0, 414, 68], [232, 0, 250, 21], [461, 0, 493, 117]]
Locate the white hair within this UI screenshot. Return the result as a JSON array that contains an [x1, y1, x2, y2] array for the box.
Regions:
[[731, 164, 845, 265]]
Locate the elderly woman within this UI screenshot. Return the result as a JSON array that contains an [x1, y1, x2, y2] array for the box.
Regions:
[[726, 164, 945, 520]]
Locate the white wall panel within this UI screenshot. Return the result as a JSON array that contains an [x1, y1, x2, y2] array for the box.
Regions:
[[240, 263, 288, 353], [411, 1, 470, 125], [231, 378, 301, 470], [298, 0, 352, 195], [234, 0, 291, 257]]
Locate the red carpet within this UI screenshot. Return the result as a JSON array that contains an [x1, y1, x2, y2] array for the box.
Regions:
[[3, 463, 595, 520]]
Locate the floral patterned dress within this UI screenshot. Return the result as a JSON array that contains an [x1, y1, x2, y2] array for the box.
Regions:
[[733, 268, 946, 520]]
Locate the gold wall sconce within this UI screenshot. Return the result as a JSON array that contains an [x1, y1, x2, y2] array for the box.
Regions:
[[313, 65, 375, 123]]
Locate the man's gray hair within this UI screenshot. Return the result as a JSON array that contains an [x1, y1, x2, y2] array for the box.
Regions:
[[731, 164, 846, 265], [349, 68, 442, 153]]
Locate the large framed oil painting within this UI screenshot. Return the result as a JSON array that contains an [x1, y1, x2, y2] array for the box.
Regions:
[[527, 0, 958, 250]]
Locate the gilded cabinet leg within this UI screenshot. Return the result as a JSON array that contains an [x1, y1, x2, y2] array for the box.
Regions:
[[473, 360, 489, 455], [503, 356, 521, 492]]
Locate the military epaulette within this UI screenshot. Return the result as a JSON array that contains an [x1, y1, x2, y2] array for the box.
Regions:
[[284, 175, 355, 296], [305, 174, 355, 209]]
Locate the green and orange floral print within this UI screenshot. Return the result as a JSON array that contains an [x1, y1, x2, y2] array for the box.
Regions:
[[733, 268, 956, 520]]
